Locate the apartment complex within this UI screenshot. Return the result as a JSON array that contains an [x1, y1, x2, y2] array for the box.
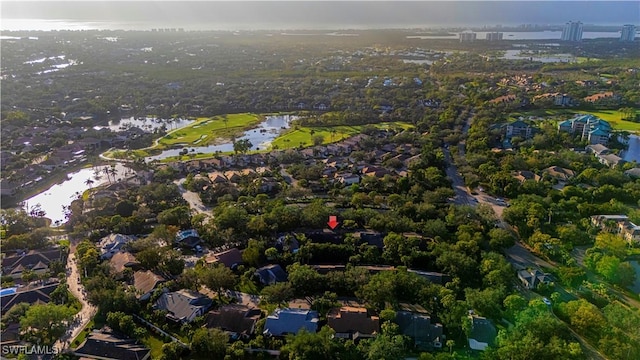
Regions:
[[561, 21, 583, 42], [620, 24, 636, 42]]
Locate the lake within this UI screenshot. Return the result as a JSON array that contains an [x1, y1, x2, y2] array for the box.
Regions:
[[145, 114, 295, 161], [499, 49, 576, 63], [95, 116, 194, 132], [622, 134, 640, 163], [24, 164, 131, 226]]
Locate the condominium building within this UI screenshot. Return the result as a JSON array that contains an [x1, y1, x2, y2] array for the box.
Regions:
[[561, 21, 583, 42], [485, 32, 503, 41], [459, 31, 477, 43], [621, 24, 636, 42]]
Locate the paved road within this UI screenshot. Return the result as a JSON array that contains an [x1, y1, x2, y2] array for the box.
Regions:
[[54, 251, 97, 352], [174, 179, 212, 218]]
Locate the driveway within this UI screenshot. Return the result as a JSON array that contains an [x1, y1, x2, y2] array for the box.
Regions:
[[174, 179, 212, 218]]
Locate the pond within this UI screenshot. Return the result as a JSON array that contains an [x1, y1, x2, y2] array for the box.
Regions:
[[95, 116, 194, 132], [23, 164, 131, 226], [145, 114, 296, 161], [622, 135, 640, 163], [499, 49, 576, 63]]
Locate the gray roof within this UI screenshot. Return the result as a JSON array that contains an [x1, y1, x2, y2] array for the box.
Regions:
[[74, 331, 150, 360], [264, 308, 319, 336], [396, 310, 443, 348], [469, 315, 497, 346], [154, 290, 212, 323]]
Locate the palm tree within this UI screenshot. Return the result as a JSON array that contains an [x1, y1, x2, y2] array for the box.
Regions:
[[109, 167, 119, 182], [102, 166, 112, 183], [84, 178, 94, 188]]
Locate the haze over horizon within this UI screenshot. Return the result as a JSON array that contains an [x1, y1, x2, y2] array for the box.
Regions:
[[1, 1, 639, 31]]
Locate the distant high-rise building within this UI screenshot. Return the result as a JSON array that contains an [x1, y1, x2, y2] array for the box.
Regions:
[[621, 24, 636, 42], [459, 31, 476, 43], [561, 21, 583, 42], [486, 32, 503, 41]]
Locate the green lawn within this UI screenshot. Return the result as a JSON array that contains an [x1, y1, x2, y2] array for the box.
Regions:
[[158, 121, 414, 162], [157, 113, 262, 148], [142, 333, 167, 359], [270, 122, 413, 149]]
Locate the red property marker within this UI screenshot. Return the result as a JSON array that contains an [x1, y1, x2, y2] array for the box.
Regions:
[[327, 215, 339, 230]]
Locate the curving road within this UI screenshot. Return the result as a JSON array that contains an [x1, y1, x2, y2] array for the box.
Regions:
[[54, 250, 97, 352]]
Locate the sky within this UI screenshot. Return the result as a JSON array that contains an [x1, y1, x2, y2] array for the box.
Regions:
[[1, 1, 638, 30]]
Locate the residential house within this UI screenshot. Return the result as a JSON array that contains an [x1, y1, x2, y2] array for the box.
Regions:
[[621, 221, 640, 245], [254, 264, 288, 285], [542, 166, 575, 182], [264, 308, 319, 336], [583, 91, 618, 103], [395, 305, 443, 350], [407, 270, 452, 285], [1, 248, 64, 279], [109, 252, 140, 275], [175, 229, 201, 248], [133, 270, 165, 301], [517, 269, 552, 290], [98, 234, 135, 260], [512, 170, 540, 183], [327, 306, 380, 340], [205, 304, 262, 339], [598, 153, 625, 168], [205, 248, 243, 269], [275, 234, 300, 253], [591, 214, 629, 228], [74, 330, 151, 360], [224, 171, 242, 183], [154, 289, 213, 323], [624, 168, 640, 179], [505, 120, 534, 139], [468, 315, 497, 351], [489, 94, 516, 104], [1, 283, 59, 315], [586, 144, 610, 156], [336, 173, 360, 186], [356, 231, 385, 249], [209, 172, 228, 184]]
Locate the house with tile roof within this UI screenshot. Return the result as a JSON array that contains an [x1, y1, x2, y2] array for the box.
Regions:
[[133, 270, 165, 301], [327, 306, 379, 340], [205, 248, 243, 269]]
